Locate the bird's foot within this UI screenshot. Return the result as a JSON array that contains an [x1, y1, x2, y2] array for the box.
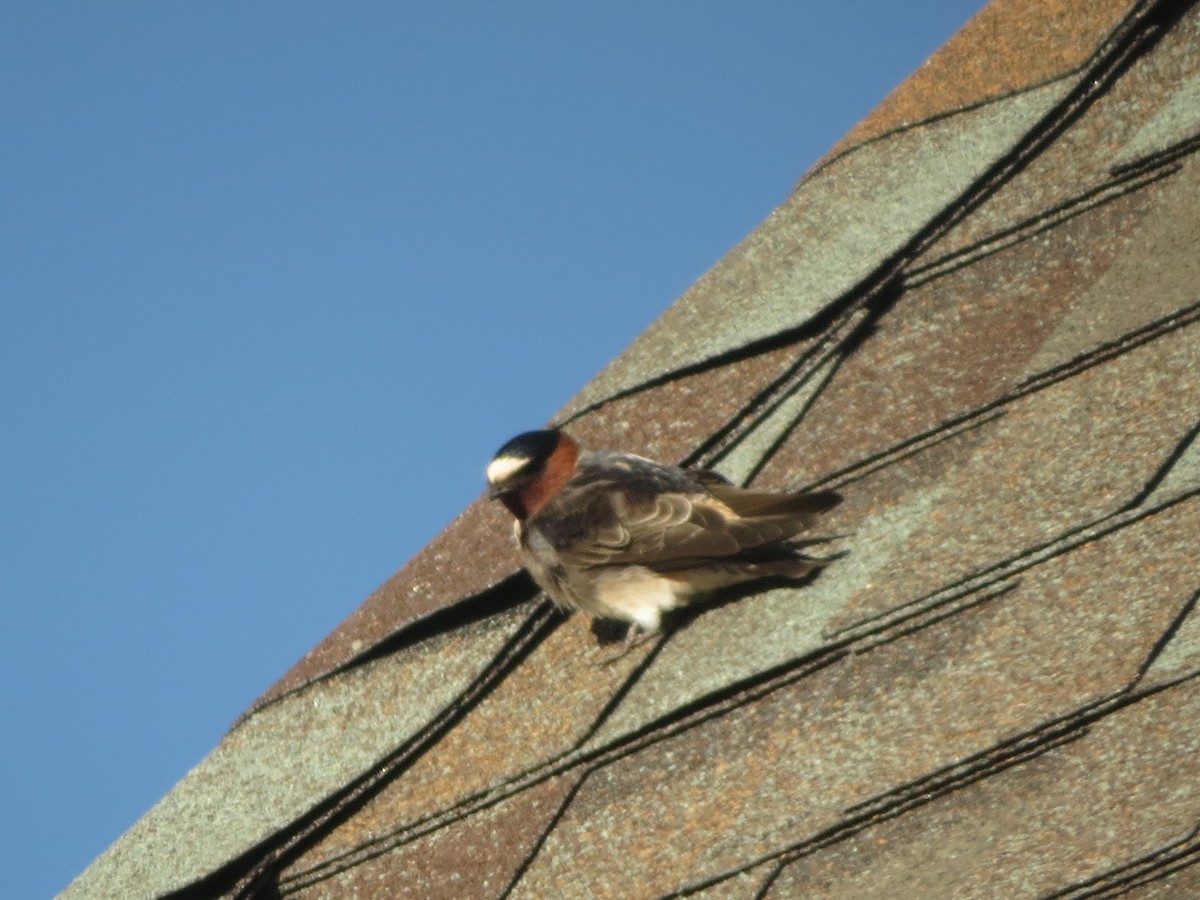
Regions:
[[600, 624, 658, 666]]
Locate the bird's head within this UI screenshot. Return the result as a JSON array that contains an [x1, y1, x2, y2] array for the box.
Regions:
[[486, 428, 579, 520]]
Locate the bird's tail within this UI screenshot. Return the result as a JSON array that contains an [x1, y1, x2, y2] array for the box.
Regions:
[[701, 481, 842, 523]]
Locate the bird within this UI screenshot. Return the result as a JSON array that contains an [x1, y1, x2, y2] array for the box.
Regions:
[[486, 428, 841, 648]]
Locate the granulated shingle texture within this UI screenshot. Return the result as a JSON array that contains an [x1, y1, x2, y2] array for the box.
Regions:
[[64, 1, 1200, 897]]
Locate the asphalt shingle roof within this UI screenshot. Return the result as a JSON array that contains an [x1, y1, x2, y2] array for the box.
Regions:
[[65, 0, 1200, 896]]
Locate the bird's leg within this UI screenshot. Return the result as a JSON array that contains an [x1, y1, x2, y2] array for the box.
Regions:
[[600, 622, 657, 666]]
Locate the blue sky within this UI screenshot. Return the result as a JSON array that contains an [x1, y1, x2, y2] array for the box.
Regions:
[[2, 3, 983, 895]]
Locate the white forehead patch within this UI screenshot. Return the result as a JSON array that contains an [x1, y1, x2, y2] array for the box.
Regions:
[[486, 454, 530, 486]]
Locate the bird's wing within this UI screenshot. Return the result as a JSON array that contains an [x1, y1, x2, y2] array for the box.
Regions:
[[544, 481, 835, 569]]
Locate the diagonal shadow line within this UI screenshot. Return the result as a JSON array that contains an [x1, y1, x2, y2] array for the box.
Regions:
[[571, 629, 678, 749], [829, 487, 1198, 645], [825, 510, 1117, 641], [1124, 416, 1200, 512], [239, 570, 545, 723], [905, 161, 1183, 288], [840, 692, 1120, 819], [1132, 586, 1200, 687], [679, 310, 861, 471], [851, 580, 1021, 654], [555, 282, 874, 429], [806, 297, 1200, 495], [686, 276, 903, 475], [731, 349, 848, 487], [751, 860, 789, 900], [1110, 130, 1200, 178], [832, 682, 1200, 836], [803, 68, 1081, 182], [1043, 820, 1200, 899], [807, 409, 1007, 494], [495, 769, 600, 900], [1016, 299, 1200, 393]]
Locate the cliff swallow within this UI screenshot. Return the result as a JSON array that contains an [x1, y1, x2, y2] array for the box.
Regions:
[[487, 429, 841, 646]]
